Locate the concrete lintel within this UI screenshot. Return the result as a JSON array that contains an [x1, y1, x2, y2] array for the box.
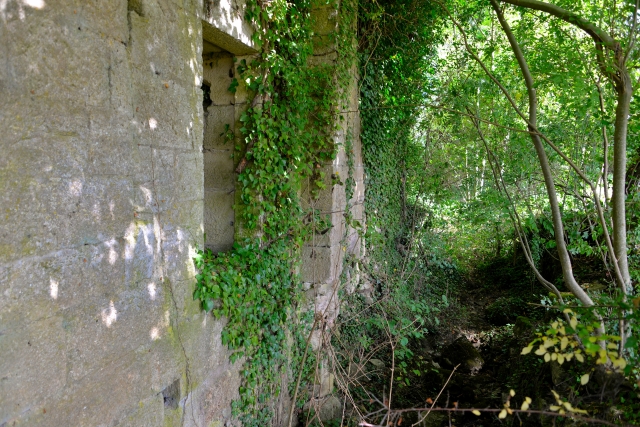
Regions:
[[202, 18, 257, 56]]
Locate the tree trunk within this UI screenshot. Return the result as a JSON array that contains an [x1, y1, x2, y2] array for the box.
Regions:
[[489, 0, 595, 307]]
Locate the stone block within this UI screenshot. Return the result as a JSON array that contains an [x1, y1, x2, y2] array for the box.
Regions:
[[301, 244, 343, 284], [202, 54, 235, 106], [15, 346, 167, 427], [39, 176, 134, 250], [204, 105, 235, 150], [304, 396, 343, 422], [0, 242, 133, 324], [86, 132, 138, 177], [307, 51, 338, 67], [0, 172, 137, 263], [183, 360, 241, 427], [2, 0, 130, 44], [127, 11, 200, 150], [181, 315, 236, 389], [159, 226, 198, 287], [311, 6, 338, 36], [175, 150, 204, 202], [114, 394, 164, 427], [130, 148, 182, 213], [204, 149, 235, 191], [312, 34, 336, 56], [0, 315, 67, 422], [62, 291, 167, 383], [301, 164, 347, 214], [204, 190, 235, 252], [4, 18, 114, 113], [352, 175, 365, 205], [120, 218, 160, 284], [160, 200, 204, 248], [0, 127, 137, 252]]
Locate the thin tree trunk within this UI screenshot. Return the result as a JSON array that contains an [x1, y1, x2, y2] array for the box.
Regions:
[[489, 0, 595, 308], [612, 80, 632, 293], [500, 0, 632, 296]]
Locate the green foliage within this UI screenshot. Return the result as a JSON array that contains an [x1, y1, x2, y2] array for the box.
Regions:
[[351, 0, 639, 424], [485, 296, 532, 326], [193, 0, 356, 423]]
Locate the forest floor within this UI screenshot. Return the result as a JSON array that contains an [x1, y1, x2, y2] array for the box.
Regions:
[[333, 253, 638, 427]]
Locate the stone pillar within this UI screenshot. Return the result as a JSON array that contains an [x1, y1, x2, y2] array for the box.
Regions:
[[300, 1, 364, 418]]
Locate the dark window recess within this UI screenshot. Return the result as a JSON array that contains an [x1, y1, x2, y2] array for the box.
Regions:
[[202, 83, 212, 110], [162, 379, 180, 410]]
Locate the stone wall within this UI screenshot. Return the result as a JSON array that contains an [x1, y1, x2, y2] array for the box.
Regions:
[[0, 1, 256, 425], [0, 0, 362, 426], [300, 2, 365, 419]]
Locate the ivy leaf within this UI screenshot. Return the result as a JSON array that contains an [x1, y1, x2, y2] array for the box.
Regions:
[[580, 373, 590, 385]]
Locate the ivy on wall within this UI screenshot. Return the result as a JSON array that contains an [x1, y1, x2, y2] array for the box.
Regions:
[[193, 0, 356, 424]]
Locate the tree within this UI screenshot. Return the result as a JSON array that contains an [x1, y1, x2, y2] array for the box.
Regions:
[[434, 0, 638, 349]]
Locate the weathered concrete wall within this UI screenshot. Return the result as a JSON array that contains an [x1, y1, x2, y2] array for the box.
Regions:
[[0, 1, 255, 425], [0, 0, 361, 425]]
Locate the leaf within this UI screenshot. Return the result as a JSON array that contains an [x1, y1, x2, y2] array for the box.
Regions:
[[580, 373, 589, 385], [521, 345, 533, 355], [570, 316, 578, 330], [472, 410, 481, 416], [498, 409, 507, 419], [575, 353, 584, 362]]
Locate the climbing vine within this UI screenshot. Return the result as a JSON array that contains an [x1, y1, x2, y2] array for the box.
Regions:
[[193, 0, 356, 424]]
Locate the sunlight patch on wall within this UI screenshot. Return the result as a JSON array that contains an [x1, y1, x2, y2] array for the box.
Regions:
[[23, 0, 44, 7], [176, 229, 184, 253], [148, 282, 157, 300], [101, 300, 118, 327], [149, 310, 170, 341], [187, 244, 198, 276], [69, 179, 83, 197], [153, 216, 162, 254], [49, 277, 58, 300], [105, 238, 119, 265], [139, 186, 153, 206], [0, 0, 45, 21], [124, 222, 136, 260], [150, 327, 160, 340], [92, 203, 101, 222]]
